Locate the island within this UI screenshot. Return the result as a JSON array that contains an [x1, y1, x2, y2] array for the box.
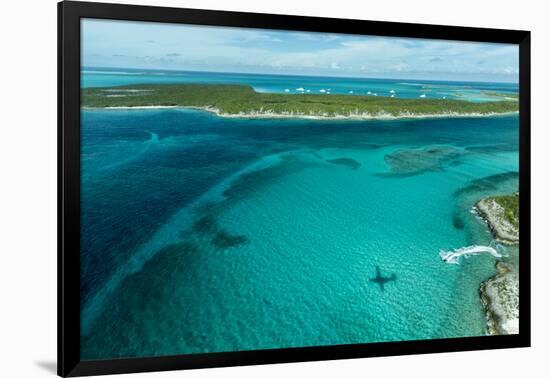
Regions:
[[81, 84, 519, 120], [475, 193, 519, 245], [474, 193, 519, 335], [480, 262, 519, 335]]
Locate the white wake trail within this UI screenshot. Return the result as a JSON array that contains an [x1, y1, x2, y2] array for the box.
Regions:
[[439, 244, 503, 265]]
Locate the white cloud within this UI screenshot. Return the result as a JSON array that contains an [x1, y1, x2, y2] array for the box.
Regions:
[[82, 19, 519, 82]]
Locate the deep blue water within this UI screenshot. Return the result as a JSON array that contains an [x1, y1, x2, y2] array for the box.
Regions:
[[80, 71, 519, 360]]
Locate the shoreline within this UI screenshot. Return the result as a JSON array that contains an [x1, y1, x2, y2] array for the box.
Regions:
[[480, 262, 519, 335], [82, 83, 519, 120], [83, 105, 519, 121], [473, 193, 519, 335], [475, 195, 519, 245]]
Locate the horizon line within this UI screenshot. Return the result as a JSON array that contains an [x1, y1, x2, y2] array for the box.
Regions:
[[81, 66, 519, 85]]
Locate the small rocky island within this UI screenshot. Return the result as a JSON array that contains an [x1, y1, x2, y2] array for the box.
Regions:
[[475, 193, 519, 335], [475, 193, 519, 244]]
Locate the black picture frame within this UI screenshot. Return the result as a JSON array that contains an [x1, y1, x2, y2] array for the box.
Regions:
[[58, 1, 531, 376]]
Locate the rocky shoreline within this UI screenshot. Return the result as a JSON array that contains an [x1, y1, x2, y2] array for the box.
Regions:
[[475, 194, 519, 245], [480, 262, 519, 335], [184, 107, 519, 121], [474, 193, 519, 335], [92, 105, 519, 121]]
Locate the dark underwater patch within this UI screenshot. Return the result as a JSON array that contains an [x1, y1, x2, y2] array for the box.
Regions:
[[222, 152, 320, 201], [188, 152, 325, 250], [191, 214, 217, 235], [190, 211, 248, 250], [380, 146, 463, 177], [309, 151, 324, 160], [326, 158, 361, 170], [452, 212, 465, 229], [212, 231, 248, 249], [453, 171, 519, 197]]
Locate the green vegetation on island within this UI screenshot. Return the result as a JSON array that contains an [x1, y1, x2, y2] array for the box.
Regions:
[[81, 84, 519, 119], [489, 193, 519, 229], [475, 192, 519, 244]]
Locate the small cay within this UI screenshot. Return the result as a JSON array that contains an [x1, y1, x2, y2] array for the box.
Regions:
[[475, 192, 519, 245]]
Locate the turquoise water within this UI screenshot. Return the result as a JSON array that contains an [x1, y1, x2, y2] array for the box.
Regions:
[[80, 72, 519, 360], [82, 67, 518, 102]]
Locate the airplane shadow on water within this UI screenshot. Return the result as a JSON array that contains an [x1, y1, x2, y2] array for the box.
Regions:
[[369, 266, 396, 291]]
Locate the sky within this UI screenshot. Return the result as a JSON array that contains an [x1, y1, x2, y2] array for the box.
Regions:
[[81, 19, 519, 83]]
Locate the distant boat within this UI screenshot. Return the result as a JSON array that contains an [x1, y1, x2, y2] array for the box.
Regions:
[[367, 91, 372, 95], [420, 93, 427, 98], [442, 96, 446, 99], [391, 94, 395, 98], [306, 89, 311, 93], [349, 90, 354, 94], [284, 89, 290, 92], [389, 89, 396, 94], [296, 87, 305, 92], [373, 93, 378, 96], [320, 89, 326, 93]]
